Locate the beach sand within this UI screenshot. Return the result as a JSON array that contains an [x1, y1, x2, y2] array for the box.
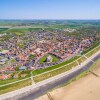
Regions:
[[37, 60, 100, 100]]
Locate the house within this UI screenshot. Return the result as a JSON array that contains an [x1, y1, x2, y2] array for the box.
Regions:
[[0, 75, 4, 80], [21, 74, 26, 78], [19, 66, 27, 70], [13, 74, 18, 78], [0, 74, 11, 80]]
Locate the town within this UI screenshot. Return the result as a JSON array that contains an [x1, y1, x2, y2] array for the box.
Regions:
[[0, 25, 99, 80]]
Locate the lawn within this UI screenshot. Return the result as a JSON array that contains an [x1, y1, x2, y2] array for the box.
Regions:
[[39, 54, 59, 63]]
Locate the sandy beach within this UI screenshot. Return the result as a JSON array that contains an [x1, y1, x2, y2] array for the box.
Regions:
[[37, 60, 100, 100]]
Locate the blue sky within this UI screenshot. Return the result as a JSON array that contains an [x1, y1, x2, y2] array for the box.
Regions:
[[0, 0, 100, 19]]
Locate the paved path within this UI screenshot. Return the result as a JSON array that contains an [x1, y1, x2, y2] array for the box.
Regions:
[[0, 51, 100, 100]]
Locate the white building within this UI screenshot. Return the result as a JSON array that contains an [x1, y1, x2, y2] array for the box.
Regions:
[[46, 55, 53, 63]]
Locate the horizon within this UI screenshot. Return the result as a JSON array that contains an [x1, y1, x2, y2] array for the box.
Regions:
[[0, 19, 100, 21]]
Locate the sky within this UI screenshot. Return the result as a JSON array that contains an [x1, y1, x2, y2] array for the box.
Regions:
[[0, 0, 100, 19]]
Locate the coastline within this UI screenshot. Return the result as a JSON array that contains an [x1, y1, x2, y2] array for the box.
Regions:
[[37, 59, 100, 100]]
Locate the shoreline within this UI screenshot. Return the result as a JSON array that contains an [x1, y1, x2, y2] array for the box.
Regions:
[[37, 58, 100, 100]]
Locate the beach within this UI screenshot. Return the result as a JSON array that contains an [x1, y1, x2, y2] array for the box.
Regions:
[[37, 60, 100, 100]]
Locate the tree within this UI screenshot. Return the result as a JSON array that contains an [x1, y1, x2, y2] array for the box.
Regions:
[[29, 54, 35, 60]]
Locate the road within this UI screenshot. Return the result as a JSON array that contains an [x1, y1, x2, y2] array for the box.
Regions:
[[18, 53, 100, 100]]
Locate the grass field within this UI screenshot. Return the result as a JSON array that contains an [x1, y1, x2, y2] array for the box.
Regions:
[[33, 61, 78, 82], [0, 28, 9, 33], [0, 78, 31, 95], [0, 76, 30, 86], [86, 45, 100, 57], [0, 27, 43, 34], [7, 28, 43, 33], [77, 56, 87, 64]]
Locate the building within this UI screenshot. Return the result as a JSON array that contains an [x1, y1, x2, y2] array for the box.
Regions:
[[46, 55, 53, 63]]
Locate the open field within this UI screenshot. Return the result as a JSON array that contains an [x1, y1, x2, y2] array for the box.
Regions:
[[0, 28, 9, 32], [37, 59, 100, 100], [0, 27, 43, 34]]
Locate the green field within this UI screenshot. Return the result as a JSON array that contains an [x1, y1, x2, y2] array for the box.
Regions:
[[0, 28, 9, 33], [86, 46, 100, 57], [0, 27, 43, 34], [33, 61, 78, 82], [0, 78, 31, 95], [77, 56, 87, 64]]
